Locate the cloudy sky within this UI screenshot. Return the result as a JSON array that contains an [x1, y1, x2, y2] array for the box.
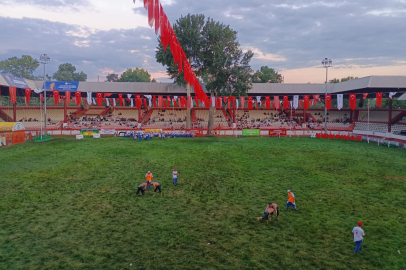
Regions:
[[0, 0, 405, 83]]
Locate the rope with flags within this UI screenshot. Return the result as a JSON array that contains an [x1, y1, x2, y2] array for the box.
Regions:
[[133, 0, 209, 106]]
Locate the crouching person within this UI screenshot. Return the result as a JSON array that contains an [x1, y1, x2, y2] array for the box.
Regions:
[[136, 183, 148, 197]]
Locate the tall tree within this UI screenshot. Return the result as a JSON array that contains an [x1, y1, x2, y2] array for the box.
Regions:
[[118, 68, 155, 82], [252, 66, 282, 83], [0, 55, 39, 79], [52, 63, 87, 81], [156, 14, 253, 132], [106, 73, 119, 82]]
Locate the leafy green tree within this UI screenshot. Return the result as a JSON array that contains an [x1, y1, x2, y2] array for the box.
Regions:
[[0, 55, 39, 79], [118, 68, 154, 82], [329, 78, 340, 84], [252, 66, 282, 83], [52, 63, 87, 81], [106, 73, 119, 82], [329, 76, 358, 84], [156, 14, 253, 132]]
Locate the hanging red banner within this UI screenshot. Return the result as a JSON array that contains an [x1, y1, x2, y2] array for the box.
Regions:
[[299, 100, 303, 108], [313, 95, 320, 105], [158, 95, 163, 108], [363, 93, 368, 99], [303, 95, 309, 110], [143, 98, 148, 108], [274, 96, 280, 110], [265, 96, 271, 110], [53, 90, 60, 106], [9, 86, 16, 104], [283, 96, 289, 110], [240, 97, 245, 109], [65, 91, 71, 105], [376, 93, 382, 108], [135, 95, 141, 108], [119, 94, 124, 106], [248, 96, 253, 109], [25, 88, 31, 104], [325, 94, 331, 111], [75, 91, 81, 106], [153, 95, 157, 107], [349, 94, 357, 110], [96, 92, 103, 107]]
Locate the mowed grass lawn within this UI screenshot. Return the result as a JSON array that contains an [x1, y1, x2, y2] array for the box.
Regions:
[[0, 137, 405, 270]]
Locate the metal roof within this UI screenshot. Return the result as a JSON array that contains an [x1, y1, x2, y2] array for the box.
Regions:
[[1, 75, 405, 96]]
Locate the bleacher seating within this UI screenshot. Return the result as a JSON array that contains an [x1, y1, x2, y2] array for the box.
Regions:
[[195, 109, 229, 128], [146, 109, 187, 128]]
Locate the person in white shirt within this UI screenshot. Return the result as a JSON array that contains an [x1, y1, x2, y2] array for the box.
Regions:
[[352, 222, 365, 253], [172, 169, 178, 186]]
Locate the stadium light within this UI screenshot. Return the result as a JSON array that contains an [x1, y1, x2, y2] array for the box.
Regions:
[[322, 58, 332, 133], [40, 54, 50, 136]]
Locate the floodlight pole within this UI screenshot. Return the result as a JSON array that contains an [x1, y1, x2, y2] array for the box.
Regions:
[[40, 54, 50, 136], [322, 58, 332, 133]]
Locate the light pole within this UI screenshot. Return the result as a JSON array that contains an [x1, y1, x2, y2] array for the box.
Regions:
[[322, 58, 332, 133], [40, 54, 50, 136]]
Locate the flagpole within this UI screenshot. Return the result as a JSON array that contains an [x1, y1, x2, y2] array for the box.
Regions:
[[40, 54, 50, 136], [322, 58, 332, 134]]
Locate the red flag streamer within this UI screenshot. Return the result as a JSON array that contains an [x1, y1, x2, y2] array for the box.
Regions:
[[240, 97, 245, 109], [154, 0, 160, 35], [53, 90, 60, 105], [143, 98, 148, 108], [65, 91, 71, 105], [173, 98, 178, 107], [167, 96, 171, 107], [283, 96, 289, 110], [158, 95, 162, 108], [40, 94, 44, 103], [75, 91, 81, 106], [325, 94, 331, 111], [119, 94, 124, 106], [147, 0, 154, 27], [9, 86, 16, 104], [363, 93, 368, 100], [144, 0, 147, 9], [299, 100, 303, 108], [349, 94, 357, 110], [313, 95, 320, 105], [248, 96, 253, 109], [376, 93, 382, 108], [188, 96, 192, 108], [274, 96, 280, 110], [96, 92, 103, 107], [25, 88, 31, 104], [303, 95, 309, 110], [136, 95, 142, 108], [153, 95, 157, 107], [265, 96, 271, 110]]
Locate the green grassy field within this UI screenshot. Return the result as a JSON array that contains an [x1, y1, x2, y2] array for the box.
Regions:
[[0, 137, 405, 270]]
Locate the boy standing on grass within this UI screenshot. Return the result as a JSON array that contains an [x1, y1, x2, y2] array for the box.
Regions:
[[287, 190, 298, 211], [352, 222, 365, 253], [172, 168, 178, 186], [136, 182, 148, 197]]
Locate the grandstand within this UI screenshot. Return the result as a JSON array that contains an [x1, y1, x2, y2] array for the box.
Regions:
[[1, 75, 406, 138]]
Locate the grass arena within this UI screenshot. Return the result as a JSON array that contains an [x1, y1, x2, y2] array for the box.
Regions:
[[1, 136, 405, 269]]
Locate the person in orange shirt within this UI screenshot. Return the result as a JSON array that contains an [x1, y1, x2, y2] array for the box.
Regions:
[[287, 190, 298, 211], [145, 171, 153, 189]]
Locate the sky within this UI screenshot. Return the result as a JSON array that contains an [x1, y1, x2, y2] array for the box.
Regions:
[[0, 0, 405, 83]]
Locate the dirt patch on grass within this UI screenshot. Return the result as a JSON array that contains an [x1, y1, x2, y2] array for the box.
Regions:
[[384, 176, 406, 181], [96, 187, 112, 193], [168, 189, 184, 196]]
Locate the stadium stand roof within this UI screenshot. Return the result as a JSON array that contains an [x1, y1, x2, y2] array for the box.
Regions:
[[1, 74, 406, 97]]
